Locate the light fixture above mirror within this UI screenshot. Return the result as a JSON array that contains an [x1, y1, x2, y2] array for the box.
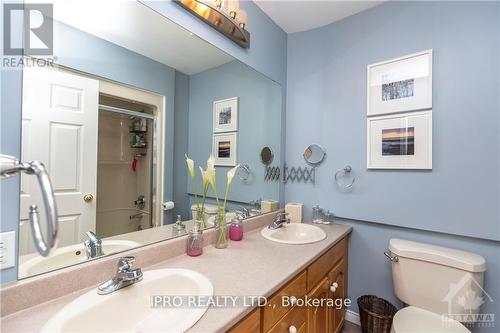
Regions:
[[175, 0, 250, 48]]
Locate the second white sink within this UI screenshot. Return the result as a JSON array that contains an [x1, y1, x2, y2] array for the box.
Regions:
[[18, 240, 141, 278], [41, 268, 213, 333], [261, 223, 327, 245]]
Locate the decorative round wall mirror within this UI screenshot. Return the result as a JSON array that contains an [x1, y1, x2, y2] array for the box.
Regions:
[[260, 147, 274, 165], [303, 144, 326, 166]]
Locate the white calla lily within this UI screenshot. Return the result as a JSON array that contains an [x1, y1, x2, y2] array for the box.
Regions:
[[206, 155, 217, 191], [199, 166, 209, 187], [227, 164, 240, 186], [185, 154, 195, 178]]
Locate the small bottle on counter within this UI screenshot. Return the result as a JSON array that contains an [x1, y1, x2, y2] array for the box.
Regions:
[[173, 214, 186, 231], [229, 216, 244, 241], [186, 225, 203, 257]]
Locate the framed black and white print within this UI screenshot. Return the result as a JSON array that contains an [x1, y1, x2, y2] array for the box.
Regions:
[[367, 110, 432, 169], [212, 132, 238, 166], [213, 97, 238, 133], [367, 50, 432, 116]]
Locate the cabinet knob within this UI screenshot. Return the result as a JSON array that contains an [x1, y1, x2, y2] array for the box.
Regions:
[[330, 282, 339, 292], [289, 296, 297, 306], [289, 325, 297, 333]]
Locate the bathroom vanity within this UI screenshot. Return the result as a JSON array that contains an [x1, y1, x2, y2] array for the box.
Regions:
[[229, 236, 348, 333], [0, 213, 351, 333]]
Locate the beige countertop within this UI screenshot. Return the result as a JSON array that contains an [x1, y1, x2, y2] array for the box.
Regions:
[[1, 222, 352, 333]]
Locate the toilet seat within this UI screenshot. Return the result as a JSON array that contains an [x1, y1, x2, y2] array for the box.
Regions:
[[391, 306, 471, 333]]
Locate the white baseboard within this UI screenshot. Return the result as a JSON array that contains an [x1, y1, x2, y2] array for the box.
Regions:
[[345, 309, 361, 326]]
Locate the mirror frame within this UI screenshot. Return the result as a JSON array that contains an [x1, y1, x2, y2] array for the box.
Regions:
[[303, 143, 326, 166], [260, 146, 274, 165]]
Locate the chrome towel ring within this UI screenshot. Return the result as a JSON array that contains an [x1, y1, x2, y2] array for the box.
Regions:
[[237, 164, 251, 182], [0, 155, 58, 256], [334, 165, 355, 189]]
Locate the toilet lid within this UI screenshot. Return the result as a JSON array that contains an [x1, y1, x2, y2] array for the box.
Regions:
[[392, 306, 471, 333]]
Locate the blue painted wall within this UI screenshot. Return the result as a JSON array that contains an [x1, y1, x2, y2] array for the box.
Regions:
[[285, 1, 500, 330], [187, 61, 281, 205], [286, 0, 499, 241], [0, 70, 23, 283], [173, 71, 191, 219]]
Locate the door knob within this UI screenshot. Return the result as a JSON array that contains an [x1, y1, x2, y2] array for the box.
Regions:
[[288, 325, 297, 333], [330, 282, 339, 292], [83, 194, 94, 203]]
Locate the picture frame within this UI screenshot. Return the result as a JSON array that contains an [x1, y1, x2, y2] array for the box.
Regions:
[[212, 132, 238, 166], [213, 97, 238, 133], [367, 110, 432, 170], [367, 50, 432, 116]]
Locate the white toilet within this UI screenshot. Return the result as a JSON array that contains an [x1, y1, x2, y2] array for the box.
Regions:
[[387, 239, 486, 333]]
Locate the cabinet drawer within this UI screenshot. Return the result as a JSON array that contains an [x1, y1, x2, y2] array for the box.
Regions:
[[267, 305, 306, 333], [228, 308, 261, 333], [307, 238, 346, 291], [263, 270, 307, 332]]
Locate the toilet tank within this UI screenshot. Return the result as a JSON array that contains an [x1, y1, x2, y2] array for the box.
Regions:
[[389, 239, 486, 316]]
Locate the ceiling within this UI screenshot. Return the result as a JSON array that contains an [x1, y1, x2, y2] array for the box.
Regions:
[[47, 0, 234, 75], [254, 1, 385, 33]]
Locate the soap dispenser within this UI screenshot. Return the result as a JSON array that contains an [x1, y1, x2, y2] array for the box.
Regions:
[[229, 216, 244, 241], [173, 214, 186, 232]]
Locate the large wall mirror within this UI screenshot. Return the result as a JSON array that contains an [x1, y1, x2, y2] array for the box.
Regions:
[[17, 0, 282, 279]]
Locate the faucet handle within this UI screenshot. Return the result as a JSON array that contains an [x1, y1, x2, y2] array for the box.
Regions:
[[117, 256, 135, 273], [276, 211, 288, 219], [85, 231, 100, 243]]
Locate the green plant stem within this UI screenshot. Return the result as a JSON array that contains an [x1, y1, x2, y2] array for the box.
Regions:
[[191, 175, 199, 210], [223, 183, 229, 211]]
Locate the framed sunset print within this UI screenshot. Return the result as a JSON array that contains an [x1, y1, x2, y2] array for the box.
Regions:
[[213, 97, 238, 133], [367, 110, 432, 169], [367, 50, 432, 116], [212, 132, 238, 166]]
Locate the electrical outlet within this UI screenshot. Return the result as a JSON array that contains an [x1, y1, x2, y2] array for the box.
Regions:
[[0, 231, 16, 270]]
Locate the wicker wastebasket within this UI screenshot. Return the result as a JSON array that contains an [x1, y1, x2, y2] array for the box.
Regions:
[[357, 295, 397, 333]]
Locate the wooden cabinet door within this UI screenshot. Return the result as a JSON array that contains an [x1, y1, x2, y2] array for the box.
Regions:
[[328, 261, 346, 333], [306, 276, 330, 333], [228, 309, 261, 333]]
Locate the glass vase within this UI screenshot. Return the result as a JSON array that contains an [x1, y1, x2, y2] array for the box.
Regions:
[[214, 208, 228, 249], [194, 206, 206, 230]]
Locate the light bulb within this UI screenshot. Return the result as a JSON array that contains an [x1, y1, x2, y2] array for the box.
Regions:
[[237, 9, 247, 29], [227, 0, 239, 19]]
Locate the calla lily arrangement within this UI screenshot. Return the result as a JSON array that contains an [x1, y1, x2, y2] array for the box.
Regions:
[[186, 154, 239, 233]]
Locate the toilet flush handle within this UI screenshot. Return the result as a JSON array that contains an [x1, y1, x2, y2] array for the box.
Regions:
[[384, 251, 399, 262]]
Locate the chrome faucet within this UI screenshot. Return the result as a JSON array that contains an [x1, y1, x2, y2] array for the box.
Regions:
[[236, 206, 250, 218], [268, 212, 290, 230], [129, 212, 144, 220], [84, 231, 103, 259], [97, 256, 143, 295], [134, 195, 146, 209]]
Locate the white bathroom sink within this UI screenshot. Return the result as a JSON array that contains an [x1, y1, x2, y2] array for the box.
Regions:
[[18, 240, 141, 278], [41, 268, 213, 333], [261, 223, 327, 244]]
